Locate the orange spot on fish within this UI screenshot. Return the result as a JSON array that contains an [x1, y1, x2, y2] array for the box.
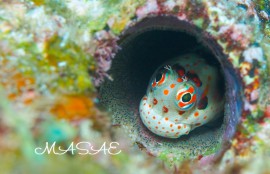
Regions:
[[163, 106, 169, 113], [172, 64, 185, 76], [163, 89, 169, 95], [170, 84, 175, 88], [202, 84, 209, 98], [178, 111, 185, 115], [153, 98, 158, 105], [177, 78, 183, 82]]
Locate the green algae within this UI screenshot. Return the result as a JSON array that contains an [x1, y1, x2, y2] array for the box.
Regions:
[[4, 35, 96, 94], [254, 0, 270, 38], [42, 35, 96, 93]]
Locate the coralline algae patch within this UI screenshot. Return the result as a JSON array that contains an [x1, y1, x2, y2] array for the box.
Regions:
[[0, 0, 269, 173]]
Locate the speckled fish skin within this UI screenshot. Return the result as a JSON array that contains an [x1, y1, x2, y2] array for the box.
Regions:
[[139, 54, 224, 138]]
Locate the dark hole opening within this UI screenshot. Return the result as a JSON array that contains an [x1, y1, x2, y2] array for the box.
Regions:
[[99, 16, 242, 158], [101, 28, 225, 138]]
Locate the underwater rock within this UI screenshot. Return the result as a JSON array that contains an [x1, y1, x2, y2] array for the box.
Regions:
[[99, 16, 240, 162], [99, 0, 268, 165], [0, 0, 269, 173]]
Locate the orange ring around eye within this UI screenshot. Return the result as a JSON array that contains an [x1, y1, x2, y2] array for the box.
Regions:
[[157, 73, 166, 86], [176, 87, 195, 101], [178, 94, 196, 108]]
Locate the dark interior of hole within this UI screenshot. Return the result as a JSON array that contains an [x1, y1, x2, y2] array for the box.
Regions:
[[101, 29, 225, 141], [118, 29, 224, 100]]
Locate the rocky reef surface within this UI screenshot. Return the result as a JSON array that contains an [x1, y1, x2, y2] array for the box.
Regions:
[[0, 0, 269, 173]]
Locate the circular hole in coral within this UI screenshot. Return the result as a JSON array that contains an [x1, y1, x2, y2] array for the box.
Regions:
[[99, 16, 243, 159]]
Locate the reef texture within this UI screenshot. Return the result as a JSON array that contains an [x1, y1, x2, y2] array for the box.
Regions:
[[0, 0, 269, 173]]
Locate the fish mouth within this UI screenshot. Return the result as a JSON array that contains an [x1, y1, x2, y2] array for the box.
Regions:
[[99, 16, 243, 160]]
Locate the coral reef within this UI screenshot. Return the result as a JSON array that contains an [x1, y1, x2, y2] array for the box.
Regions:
[[0, 0, 269, 173]]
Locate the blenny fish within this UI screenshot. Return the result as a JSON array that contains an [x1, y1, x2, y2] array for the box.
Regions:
[[139, 54, 224, 138]]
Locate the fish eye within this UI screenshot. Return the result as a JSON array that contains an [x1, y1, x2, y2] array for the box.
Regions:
[[176, 85, 196, 110], [156, 72, 166, 86], [151, 70, 167, 88], [155, 72, 163, 82], [182, 93, 191, 102]]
